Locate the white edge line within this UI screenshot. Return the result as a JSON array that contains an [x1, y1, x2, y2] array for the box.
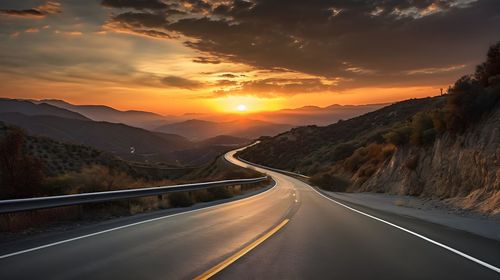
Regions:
[[0, 180, 278, 260], [309, 186, 500, 274], [233, 151, 500, 274]]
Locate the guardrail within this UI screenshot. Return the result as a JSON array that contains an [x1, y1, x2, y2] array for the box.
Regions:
[[0, 177, 269, 214], [237, 157, 310, 179]]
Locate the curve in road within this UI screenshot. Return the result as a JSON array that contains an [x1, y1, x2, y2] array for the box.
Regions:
[[0, 146, 499, 279]]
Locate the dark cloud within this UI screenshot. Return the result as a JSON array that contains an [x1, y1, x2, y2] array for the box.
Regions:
[[193, 56, 221, 64], [104, 0, 500, 91], [101, 0, 169, 10], [0, 9, 45, 18], [112, 12, 167, 27], [219, 73, 238, 78], [161, 75, 203, 89], [104, 12, 172, 38], [1, 1, 61, 18]]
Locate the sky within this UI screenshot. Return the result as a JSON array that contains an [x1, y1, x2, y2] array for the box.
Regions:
[[0, 0, 499, 115]]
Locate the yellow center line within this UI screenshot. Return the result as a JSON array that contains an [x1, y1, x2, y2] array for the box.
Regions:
[[193, 219, 290, 280]]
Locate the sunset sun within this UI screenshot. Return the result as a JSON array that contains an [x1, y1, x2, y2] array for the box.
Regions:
[[236, 104, 247, 112]]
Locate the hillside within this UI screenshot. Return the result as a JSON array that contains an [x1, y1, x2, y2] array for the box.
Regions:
[[0, 122, 262, 201], [155, 119, 293, 141], [238, 97, 444, 173], [0, 122, 134, 177], [0, 112, 192, 163], [238, 43, 500, 214], [0, 98, 90, 121], [38, 99, 176, 129]]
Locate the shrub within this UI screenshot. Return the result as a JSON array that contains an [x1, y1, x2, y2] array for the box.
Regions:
[[474, 42, 500, 87], [168, 192, 194, 207], [410, 112, 435, 146], [330, 143, 356, 161], [310, 172, 349, 192], [0, 129, 44, 199], [431, 110, 446, 134], [384, 126, 411, 146]]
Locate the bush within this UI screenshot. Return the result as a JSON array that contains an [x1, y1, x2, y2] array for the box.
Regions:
[[384, 126, 411, 146], [410, 112, 435, 146], [0, 129, 44, 199], [330, 143, 356, 161], [343, 143, 394, 175], [168, 192, 194, 207], [431, 110, 446, 134], [474, 42, 500, 87], [310, 172, 349, 192]]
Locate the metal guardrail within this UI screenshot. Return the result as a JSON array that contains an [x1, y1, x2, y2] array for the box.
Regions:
[[0, 177, 269, 214], [237, 157, 310, 179]]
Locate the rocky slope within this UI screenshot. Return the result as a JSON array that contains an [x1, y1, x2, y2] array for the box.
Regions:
[[357, 105, 499, 214]]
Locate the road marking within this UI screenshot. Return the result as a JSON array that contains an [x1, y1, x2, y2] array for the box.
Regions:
[[233, 152, 500, 274], [0, 181, 278, 260], [309, 187, 500, 274], [194, 219, 289, 280]]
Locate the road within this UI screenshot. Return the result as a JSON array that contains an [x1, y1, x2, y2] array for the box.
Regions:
[[0, 147, 499, 279]]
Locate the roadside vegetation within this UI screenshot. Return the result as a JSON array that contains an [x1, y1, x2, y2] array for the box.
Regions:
[[0, 125, 268, 231]]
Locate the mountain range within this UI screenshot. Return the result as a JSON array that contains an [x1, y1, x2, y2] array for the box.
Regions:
[[0, 99, 251, 165], [0, 97, 388, 165], [36, 99, 177, 129], [154, 119, 294, 141]]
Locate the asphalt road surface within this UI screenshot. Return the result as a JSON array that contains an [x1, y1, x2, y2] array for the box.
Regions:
[[0, 147, 499, 279]]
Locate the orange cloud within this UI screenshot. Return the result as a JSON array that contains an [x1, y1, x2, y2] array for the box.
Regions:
[[25, 28, 40, 33]]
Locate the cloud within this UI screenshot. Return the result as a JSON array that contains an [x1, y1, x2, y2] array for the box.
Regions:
[[213, 78, 337, 97], [101, 0, 500, 93], [0, 1, 61, 18], [161, 75, 203, 90], [219, 73, 238, 78], [101, 0, 170, 10], [214, 79, 238, 86], [103, 12, 171, 38], [0, 9, 45, 18], [193, 56, 221, 64]]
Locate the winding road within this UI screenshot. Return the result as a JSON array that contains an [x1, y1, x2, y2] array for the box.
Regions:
[[0, 147, 499, 279]]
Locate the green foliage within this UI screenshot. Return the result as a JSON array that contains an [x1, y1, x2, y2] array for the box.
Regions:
[[409, 112, 436, 146]]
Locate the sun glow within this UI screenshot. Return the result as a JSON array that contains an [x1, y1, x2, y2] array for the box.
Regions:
[[236, 104, 247, 112]]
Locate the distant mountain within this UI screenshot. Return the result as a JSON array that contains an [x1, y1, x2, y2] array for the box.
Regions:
[[246, 103, 388, 126], [155, 119, 293, 141], [0, 111, 253, 166], [0, 98, 90, 121], [0, 112, 191, 163], [37, 99, 177, 129], [197, 135, 250, 147]]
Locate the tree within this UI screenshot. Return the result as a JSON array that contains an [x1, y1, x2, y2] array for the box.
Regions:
[[0, 129, 44, 198], [474, 42, 500, 86]]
